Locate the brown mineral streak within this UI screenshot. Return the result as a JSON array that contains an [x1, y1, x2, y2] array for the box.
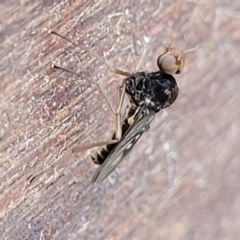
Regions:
[[0, 0, 240, 240]]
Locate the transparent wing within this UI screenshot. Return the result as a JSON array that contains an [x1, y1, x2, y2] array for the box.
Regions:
[[91, 109, 156, 183]]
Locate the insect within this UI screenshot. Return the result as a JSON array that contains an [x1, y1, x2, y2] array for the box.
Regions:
[[51, 30, 197, 183]]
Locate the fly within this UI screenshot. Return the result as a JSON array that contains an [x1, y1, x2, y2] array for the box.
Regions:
[[51, 30, 197, 183]]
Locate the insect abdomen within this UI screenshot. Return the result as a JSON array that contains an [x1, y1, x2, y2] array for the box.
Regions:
[[91, 119, 130, 165], [91, 143, 116, 165]]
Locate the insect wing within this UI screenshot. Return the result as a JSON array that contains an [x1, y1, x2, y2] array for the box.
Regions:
[[91, 110, 156, 183]]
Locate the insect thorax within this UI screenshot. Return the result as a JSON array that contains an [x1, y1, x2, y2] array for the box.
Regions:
[[125, 71, 179, 112]]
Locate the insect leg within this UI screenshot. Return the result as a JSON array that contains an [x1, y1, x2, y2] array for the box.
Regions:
[[50, 31, 132, 77], [126, 23, 147, 71], [53, 65, 117, 115], [132, 29, 147, 71], [114, 80, 126, 140], [72, 81, 126, 152]]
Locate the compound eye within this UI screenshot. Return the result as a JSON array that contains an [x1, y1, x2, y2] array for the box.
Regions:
[[157, 44, 200, 75], [157, 51, 185, 75]]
